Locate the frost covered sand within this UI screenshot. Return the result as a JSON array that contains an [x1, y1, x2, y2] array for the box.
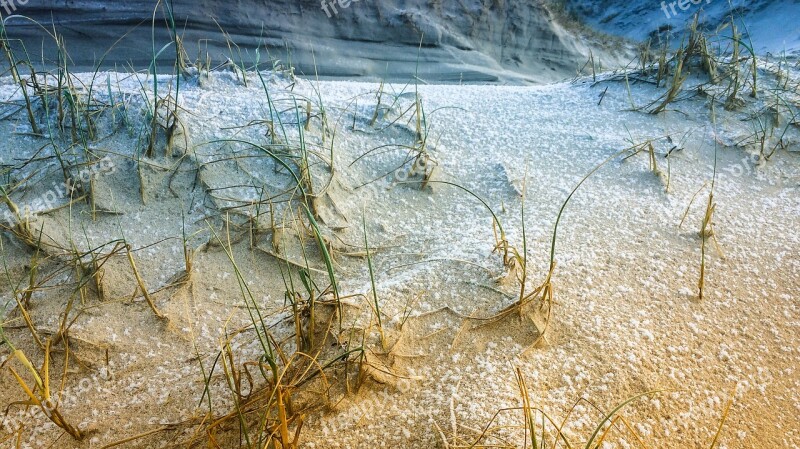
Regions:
[[0, 59, 799, 448]]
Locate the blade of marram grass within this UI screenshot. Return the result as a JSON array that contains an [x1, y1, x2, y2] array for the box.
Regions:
[[363, 212, 385, 348]]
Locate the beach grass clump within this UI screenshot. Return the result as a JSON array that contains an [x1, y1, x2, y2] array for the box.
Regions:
[[0, 19, 39, 135], [0, 330, 84, 440], [637, 12, 775, 118], [166, 218, 363, 449], [0, 187, 39, 249]]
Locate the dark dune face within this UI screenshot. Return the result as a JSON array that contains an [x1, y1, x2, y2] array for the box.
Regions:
[[3, 0, 631, 83]]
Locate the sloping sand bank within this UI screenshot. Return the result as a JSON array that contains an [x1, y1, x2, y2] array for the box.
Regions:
[[567, 0, 800, 54], [4, 0, 631, 83]]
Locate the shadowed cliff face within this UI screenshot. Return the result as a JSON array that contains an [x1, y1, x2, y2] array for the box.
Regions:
[[2, 0, 632, 83]]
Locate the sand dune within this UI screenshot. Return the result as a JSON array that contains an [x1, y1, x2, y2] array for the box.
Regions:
[[4, 0, 633, 83], [568, 0, 800, 54]]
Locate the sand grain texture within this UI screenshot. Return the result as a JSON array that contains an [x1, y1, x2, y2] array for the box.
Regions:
[[0, 64, 798, 448]]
